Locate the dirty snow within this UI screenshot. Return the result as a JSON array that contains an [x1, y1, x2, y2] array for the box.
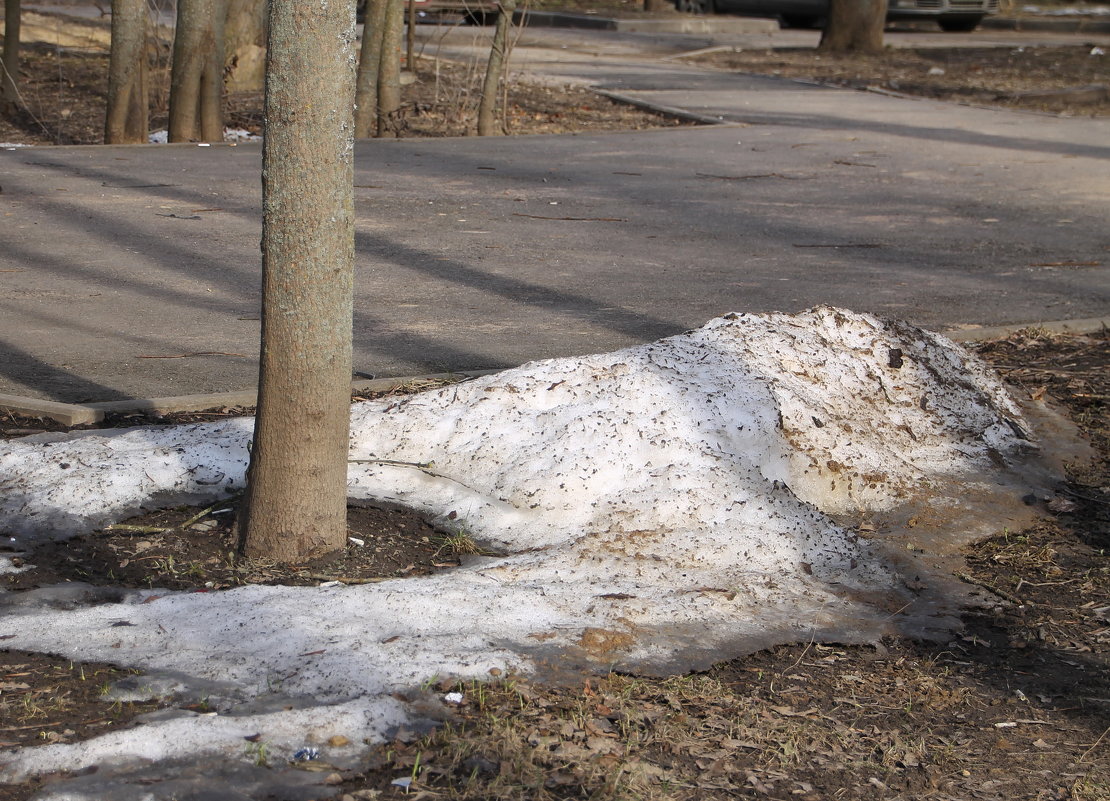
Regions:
[[0, 308, 1068, 797], [145, 128, 261, 145]]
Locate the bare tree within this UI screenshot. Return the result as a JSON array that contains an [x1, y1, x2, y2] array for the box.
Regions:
[[354, 0, 387, 138], [224, 0, 266, 91], [169, 0, 226, 142], [376, 0, 403, 137], [1, 0, 22, 115], [105, 0, 148, 144], [477, 0, 516, 136], [238, 0, 357, 561], [820, 0, 887, 54], [405, 0, 416, 80]]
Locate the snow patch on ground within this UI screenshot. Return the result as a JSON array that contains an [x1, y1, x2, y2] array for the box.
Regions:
[[0, 308, 1064, 795]]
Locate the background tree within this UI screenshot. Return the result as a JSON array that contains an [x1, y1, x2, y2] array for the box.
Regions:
[[169, 0, 226, 142], [104, 0, 148, 144], [224, 0, 266, 92], [477, 0, 516, 136], [354, 0, 387, 137], [238, 0, 357, 561], [820, 0, 887, 54], [1, 0, 22, 115], [376, 0, 403, 137], [405, 0, 416, 83]]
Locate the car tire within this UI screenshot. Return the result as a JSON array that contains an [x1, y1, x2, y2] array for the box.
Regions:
[[674, 0, 714, 15], [938, 15, 983, 32], [780, 14, 821, 29]]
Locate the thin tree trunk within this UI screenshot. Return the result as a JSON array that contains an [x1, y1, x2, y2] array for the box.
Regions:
[[477, 0, 515, 136], [819, 0, 887, 54], [169, 0, 227, 142], [223, 0, 266, 91], [405, 0, 415, 77], [354, 0, 387, 137], [1, 0, 22, 115], [105, 0, 149, 144], [239, 0, 357, 562], [376, 0, 403, 137]]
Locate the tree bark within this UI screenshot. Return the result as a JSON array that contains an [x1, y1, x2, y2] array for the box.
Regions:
[[239, 0, 357, 562], [169, 0, 227, 142], [819, 0, 887, 54], [354, 0, 387, 137], [105, 0, 149, 144], [224, 0, 266, 92], [376, 0, 403, 137], [476, 0, 515, 136], [1, 0, 22, 115], [405, 0, 415, 79]]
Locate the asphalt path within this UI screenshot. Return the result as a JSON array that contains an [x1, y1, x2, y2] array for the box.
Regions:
[[1, 24, 1108, 404]]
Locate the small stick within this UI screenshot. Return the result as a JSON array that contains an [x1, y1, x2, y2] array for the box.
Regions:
[[103, 524, 167, 534], [956, 572, 1024, 605], [303, 574, 390, 585]]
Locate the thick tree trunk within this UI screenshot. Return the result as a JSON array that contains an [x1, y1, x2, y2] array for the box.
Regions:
[[169, 0, 226, 142], [1, 0, 22, 115], [224, 0, 266, 92], [105, 0, 148, 144], [819, 0, 887, 54], [376, 0, 403, 137], [354, 0, 387, 137], [476, 0, 515, 136], [239, 0, 357, 562]]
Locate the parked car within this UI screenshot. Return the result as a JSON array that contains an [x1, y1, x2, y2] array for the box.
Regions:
[[674, 0, 1001, 32]]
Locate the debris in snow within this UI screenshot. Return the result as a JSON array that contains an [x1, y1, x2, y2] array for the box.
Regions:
[[145, 128, 261, 145], [224, 127, 262, 142], [0, 554, 28, 574], [292, 747, 320, 762], [0, 308, 1081, 796]]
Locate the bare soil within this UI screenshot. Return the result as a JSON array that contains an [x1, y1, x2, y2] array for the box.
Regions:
[[1, 329, 1107, 801], [689, 45, 1110, 117], [0, 38, 688, 147]]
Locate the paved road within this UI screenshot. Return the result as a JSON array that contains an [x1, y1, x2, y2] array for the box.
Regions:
[[1, 25, 1107, 405]]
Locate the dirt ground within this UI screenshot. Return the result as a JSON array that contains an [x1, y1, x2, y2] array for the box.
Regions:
[[0, 33, 687, 147], [688, 45, 1110, 118], [1, 329, 1107, 801]]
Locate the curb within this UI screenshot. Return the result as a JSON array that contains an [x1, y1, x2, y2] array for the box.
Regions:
[[2, 319, 1104, 427], [592, 88, 734, 126], [941, 316, 1107, 344], [513, 11, 1109, 35], [0, 370, 501, 427], [514, 10, 778, 34], [982, 16, 1110, 34]]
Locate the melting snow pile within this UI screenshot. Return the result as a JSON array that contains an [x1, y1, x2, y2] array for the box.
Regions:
[[0, 308, 1067, 797]]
